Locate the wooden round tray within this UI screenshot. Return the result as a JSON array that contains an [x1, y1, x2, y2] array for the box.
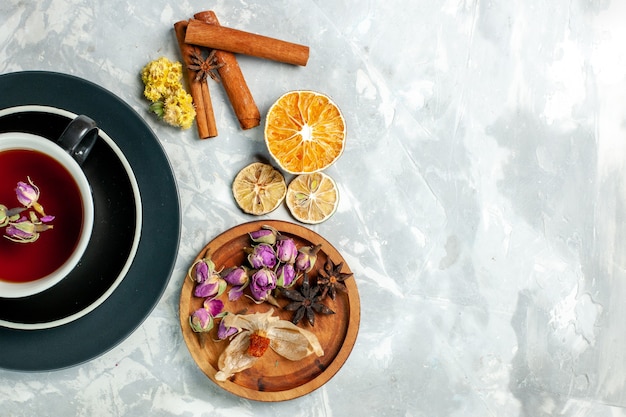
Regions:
[[179, 220, 360, 401]]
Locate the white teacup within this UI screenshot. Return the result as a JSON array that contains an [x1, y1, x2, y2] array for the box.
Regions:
[[0, 116, 97, 298]]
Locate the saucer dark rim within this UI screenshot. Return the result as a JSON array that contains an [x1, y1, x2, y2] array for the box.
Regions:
[[0, 107, 142, 329], [0, 71, 180, 372]]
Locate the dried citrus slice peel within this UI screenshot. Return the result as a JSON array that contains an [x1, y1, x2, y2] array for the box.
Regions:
[[264, 90, 346, 174], [232, 162, 287, 215], [285, 172, 339, 224]]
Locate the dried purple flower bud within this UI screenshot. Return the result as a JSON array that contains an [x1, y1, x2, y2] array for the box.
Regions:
[[189, 308, 213, 332], [222, 266, 249, 286], [222, 266, 250, 301], [193, 279, 219, 298], [248, 225, 278, 245], [191, 258, 216, 284], [192, 260, 226, 298], [4, 217, 39, 243], [194, 271, 227, 298], [1, 180, 54, 244], [217, 316, 240, 340], [249, 267, 277, 301], [247, 243, 277, 269], [203, 297, 225, 317], [228, 285, 246, 301], [189, 298, 225, 333], [295, 244, 322, 273], [15, 178, 40, 208], [194, 260, 209, 284], [276, 237, 298, 264], [276, 263, 297, 288]]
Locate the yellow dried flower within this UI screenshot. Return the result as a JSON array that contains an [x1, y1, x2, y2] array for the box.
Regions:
[[143, 85, 161, 103], [141, 57, 170, 89], [162, 88, 196, 130], [141, 57, 196, 129]]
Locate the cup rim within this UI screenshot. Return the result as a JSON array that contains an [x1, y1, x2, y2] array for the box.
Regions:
[[0, 131, 95, 298]]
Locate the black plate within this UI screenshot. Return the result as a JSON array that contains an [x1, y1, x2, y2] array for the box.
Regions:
[[0, 71, 180, 371]]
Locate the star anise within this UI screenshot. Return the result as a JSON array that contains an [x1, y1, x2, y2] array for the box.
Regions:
[[188, 49, 223, 82], [317, 258, 352, 300], [281, 273, 334, 326]]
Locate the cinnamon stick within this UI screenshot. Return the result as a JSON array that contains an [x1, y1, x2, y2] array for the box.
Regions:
[[174, 20, 218, 138], [185, 19, 309, 66], [194, 10, 260, 130]]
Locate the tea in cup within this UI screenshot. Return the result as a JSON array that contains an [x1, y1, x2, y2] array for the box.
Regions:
[[0, 115, 97, 298]]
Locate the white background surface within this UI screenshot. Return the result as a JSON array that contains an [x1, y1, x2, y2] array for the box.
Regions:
[[2, 1, 626, 416]]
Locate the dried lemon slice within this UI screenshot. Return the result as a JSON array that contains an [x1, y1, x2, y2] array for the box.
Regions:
[[264, 90, 346, 174], [286, 172, 339, 224], [232, 162, 286, 215]]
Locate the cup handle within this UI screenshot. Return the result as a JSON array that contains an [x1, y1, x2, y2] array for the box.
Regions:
[[56, 115, 99, 166]]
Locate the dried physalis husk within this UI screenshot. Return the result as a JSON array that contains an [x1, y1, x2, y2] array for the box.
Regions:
[[215, 309, 323, 381]]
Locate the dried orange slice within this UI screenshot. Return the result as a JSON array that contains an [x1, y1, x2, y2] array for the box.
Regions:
[[285, 172, 339, 224], [264, 91, 346, 174], [232, 162, 286, 215]]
